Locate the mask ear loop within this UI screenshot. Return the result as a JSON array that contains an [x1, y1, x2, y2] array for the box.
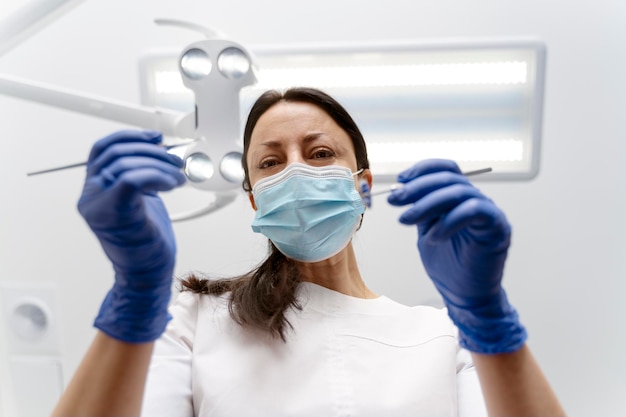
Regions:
[[352, 168, 371, 209], [359, 179, 372, 208]]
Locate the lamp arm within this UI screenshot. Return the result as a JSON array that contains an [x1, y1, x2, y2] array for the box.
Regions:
[[0, 0, 86, 57], [153, 18, 226, 40], [0, 73, 195, 138]]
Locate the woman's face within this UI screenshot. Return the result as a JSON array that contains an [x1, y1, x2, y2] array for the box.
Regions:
[[246, 101, 360, 190]]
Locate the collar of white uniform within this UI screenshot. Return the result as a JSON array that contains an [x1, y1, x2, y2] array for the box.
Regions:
[[296, 281, 403, 316]]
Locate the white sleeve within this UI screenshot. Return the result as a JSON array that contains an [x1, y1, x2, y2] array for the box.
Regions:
[[456, 347, 488, 417], [141, 291, 198, 417]]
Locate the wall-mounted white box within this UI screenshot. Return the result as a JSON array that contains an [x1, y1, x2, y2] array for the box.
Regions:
[[0, 283, 64, 417]]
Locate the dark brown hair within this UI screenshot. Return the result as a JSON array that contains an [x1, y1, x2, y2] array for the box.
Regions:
[[180, 87, 370, 341]]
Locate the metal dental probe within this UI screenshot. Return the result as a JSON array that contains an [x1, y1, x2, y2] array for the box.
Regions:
[[26, 142, 194, 177], [364, 167, 493, 197]]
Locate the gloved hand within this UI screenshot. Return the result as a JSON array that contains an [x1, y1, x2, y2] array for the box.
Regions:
[[77, 130, 186, 343], [387, 159, 527, 354]]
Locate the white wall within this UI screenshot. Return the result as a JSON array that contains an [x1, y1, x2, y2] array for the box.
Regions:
[[0, 1, 624, 416]]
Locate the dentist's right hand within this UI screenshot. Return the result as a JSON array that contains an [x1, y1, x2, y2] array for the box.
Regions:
[[77, 130, 186, 343]]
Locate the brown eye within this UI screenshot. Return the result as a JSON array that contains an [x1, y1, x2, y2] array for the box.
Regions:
[[312, 148, 335, 159], [259, 159, 279, 169]]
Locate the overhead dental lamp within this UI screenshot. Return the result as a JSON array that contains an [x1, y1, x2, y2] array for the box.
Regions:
[[176, 38, 256, 191], [0, 10, 257, 220]]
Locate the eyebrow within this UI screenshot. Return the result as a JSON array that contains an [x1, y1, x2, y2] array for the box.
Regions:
[[258, 133, 326, 149]]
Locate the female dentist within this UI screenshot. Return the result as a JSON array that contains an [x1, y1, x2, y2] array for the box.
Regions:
[[52, 87, 565, 417]]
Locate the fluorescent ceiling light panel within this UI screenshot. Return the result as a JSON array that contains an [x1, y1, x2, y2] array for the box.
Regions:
[[255, 61, 528, 89], [138, 39, 546, 181]]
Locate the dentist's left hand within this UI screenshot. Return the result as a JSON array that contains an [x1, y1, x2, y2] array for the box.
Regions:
[[387, 159, 526, 354], [77, 130, 186, 343]]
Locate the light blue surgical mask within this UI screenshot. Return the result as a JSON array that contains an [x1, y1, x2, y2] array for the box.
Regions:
[[251, 163, 365, 262]]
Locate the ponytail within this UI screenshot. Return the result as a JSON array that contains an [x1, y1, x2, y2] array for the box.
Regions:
[[179, 241, 301, 342]]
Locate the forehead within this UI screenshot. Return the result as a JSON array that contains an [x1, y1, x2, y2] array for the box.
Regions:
[[249, 101, 350, 145]]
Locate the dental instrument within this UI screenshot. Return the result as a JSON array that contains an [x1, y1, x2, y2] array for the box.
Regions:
[[25, 141, 195, 177], [364, 167, 493, 198]]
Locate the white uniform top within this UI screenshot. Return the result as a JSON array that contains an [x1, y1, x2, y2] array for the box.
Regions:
[[141, 282, 487, 417]]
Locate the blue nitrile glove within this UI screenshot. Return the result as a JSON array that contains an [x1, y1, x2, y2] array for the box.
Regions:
[[387, 159, 527, 354], [77, 130, 186, 343]]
